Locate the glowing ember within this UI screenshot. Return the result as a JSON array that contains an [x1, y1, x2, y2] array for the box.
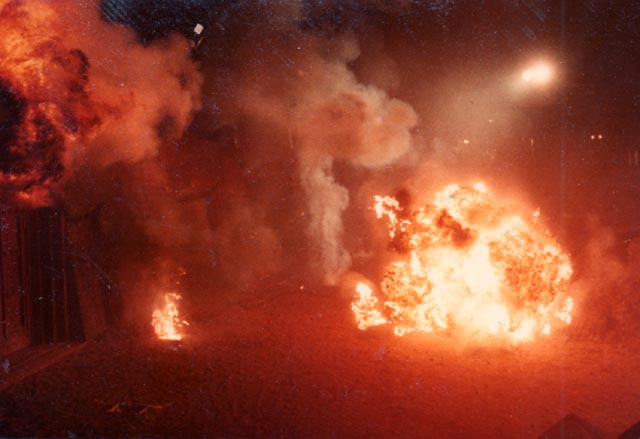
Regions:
[[152, 292, 189, 341], [353, 183, 574, 342]]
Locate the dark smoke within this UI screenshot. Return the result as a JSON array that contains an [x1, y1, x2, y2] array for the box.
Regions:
[[0, 80, 26, 172]]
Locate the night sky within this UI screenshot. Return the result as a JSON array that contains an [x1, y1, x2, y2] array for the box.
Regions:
[[100, 0, 640, 131]]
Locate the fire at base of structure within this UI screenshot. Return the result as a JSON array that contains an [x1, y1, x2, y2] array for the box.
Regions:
[[352, 183, 574, 342], [152, 292, 189, 341]]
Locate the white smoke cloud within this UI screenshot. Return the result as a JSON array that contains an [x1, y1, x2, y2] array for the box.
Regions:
[[298, 151, 351, 284], [214, 34, 417, 283]]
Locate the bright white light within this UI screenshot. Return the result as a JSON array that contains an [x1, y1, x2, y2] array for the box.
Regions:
[[522, 62, 553, 85], [463, 139, 470, 144]]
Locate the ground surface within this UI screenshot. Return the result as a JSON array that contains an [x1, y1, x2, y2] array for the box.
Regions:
[[1, 288, 639, 438]]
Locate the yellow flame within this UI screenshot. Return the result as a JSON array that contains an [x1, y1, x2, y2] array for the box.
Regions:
[[152, 292, 188, 341], [352, 183, 574, 342], [352, 282, 388, 330]]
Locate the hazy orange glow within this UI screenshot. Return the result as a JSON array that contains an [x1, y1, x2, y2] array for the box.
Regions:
[[353, 183, 573, 342], [152, 292, 189, 341]]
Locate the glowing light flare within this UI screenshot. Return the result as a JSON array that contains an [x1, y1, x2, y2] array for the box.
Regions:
[[352, 184, 574, 343], [152, 292, 189, 341], [521, 62, 553, 85]]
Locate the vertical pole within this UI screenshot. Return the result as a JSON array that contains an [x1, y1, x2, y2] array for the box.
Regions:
[[61, 215, 69, 341], [16, 211, 24, 328], [18, 210, 30, 336], [32, 210, 40, 345], [0, 212, 7, 341], [49, 210, 57, 343], [34, 210, 44, 345]]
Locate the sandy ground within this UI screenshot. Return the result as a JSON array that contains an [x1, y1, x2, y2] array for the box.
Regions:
[[1, 288, 639, 438]]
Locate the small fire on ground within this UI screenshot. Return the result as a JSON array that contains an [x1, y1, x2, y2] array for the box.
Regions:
[[352, 183, 574, 342], [152, 292, 189, 341]]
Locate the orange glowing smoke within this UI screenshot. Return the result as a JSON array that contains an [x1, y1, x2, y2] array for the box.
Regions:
[[152, 293, 189, 341], [1, 1, 202, 205], [353, 183, 573, 342]]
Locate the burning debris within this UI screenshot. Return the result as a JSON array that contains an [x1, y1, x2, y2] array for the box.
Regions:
[[353, 183, 574, 342], [152, 292, 189, 341]]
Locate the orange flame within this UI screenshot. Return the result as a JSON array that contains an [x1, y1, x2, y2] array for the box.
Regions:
[[353, 183, 574, 342], [152, 292, 188, 341]]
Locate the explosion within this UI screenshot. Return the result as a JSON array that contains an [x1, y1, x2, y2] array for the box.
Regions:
[[0, 0, 202, 206], [353, 183, 574, 342], [152, 292, 189, 341], [0, 0, 98, 204]]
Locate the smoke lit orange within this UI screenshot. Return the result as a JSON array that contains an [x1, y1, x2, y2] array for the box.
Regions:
[[0, 0, 98, 204], [353, 183, 573, 342]]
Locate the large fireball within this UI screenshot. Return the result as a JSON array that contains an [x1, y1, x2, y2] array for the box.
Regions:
[[353, 183, 574, 342]]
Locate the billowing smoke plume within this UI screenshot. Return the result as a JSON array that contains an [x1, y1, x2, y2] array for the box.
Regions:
[[568, 218, 640, 338], [209, 33, 416, 283], [0, 0, 208, 326], [0, 0, 202, 205], [1, 0, 419, 316]]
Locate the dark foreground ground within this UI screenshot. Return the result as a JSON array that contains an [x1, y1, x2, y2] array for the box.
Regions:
[[1, 288, 639, 439]]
